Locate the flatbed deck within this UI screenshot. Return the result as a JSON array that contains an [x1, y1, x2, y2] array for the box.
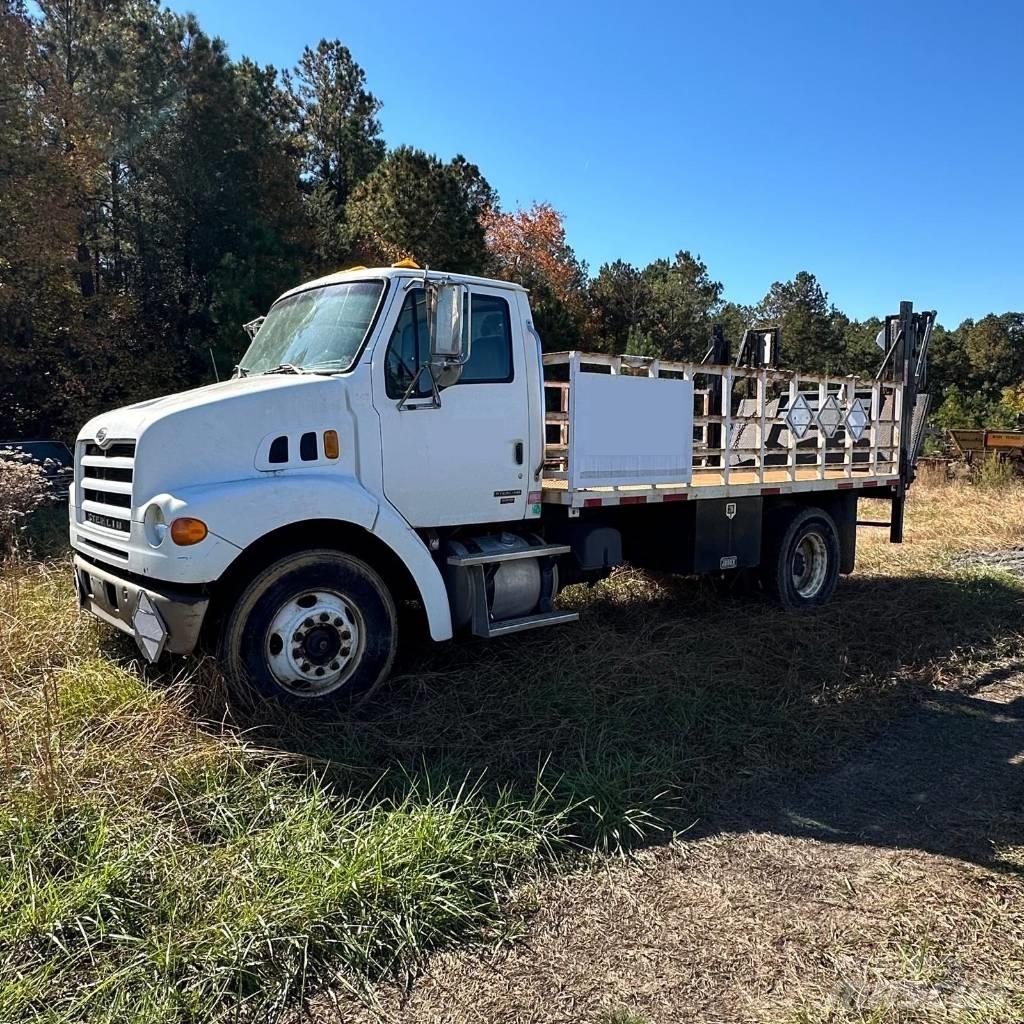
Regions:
[[542, 467, 901, 508]]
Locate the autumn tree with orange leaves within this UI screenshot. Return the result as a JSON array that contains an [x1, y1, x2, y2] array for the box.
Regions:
[[483, 202, 587, 348]]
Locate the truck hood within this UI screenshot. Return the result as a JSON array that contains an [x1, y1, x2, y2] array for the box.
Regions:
[[77, 373, 361, 503], [80, 374, 329, 439]]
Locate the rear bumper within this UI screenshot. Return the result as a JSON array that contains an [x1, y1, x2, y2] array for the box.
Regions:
[[73, 554, 209, 658]]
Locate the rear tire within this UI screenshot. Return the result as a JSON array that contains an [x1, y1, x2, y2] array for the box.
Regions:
[[761, 507, 840, 608], [220, 549, 397, 710]]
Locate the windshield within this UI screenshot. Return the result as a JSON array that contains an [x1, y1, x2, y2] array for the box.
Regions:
[[239, 280, 385, 374]]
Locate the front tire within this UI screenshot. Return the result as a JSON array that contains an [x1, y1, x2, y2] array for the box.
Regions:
[[761, 507, 840, 608], [220, 549, 397, 709]]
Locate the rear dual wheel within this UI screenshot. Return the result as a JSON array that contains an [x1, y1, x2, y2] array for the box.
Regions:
[[220, 550, 397, 709], [761, 506, 840, 608]]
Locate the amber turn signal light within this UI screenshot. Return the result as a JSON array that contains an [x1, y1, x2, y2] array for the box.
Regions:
[[323, 429, 340, 459], [170, 517, 208, 546]]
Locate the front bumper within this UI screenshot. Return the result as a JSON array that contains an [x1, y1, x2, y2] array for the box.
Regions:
[[73, 554, 210, 660]]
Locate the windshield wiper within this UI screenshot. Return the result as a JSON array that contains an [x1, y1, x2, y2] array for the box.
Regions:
[[260, 363, 304, 375]]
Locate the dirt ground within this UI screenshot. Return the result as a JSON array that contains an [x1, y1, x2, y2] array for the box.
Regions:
[[320, 670, 1024, 1024]]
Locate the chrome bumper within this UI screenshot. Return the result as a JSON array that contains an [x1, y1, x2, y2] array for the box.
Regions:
[[73, 554, 209, 660]]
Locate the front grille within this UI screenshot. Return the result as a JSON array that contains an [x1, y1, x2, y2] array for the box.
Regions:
[[82, 487, 131, 508], [85, 441, 136, 459], [82, 464, 132, 483], [78, 438, 136, 548]]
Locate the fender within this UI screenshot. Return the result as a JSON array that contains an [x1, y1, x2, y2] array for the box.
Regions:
[[145, 474, 453, 641], [368, 498, 453, 641]]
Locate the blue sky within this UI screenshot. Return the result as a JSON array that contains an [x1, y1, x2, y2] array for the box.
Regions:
[[187, 0, 1022, 326]]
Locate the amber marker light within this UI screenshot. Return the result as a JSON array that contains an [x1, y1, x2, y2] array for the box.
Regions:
[[323, 430, 340, 459], [170, 517, 208, 546]]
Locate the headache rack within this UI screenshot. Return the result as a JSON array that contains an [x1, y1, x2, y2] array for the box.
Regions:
[[541, 302, 935, 542]]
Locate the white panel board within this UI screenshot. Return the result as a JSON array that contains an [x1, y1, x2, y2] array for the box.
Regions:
[[568, 365, 693, 489]]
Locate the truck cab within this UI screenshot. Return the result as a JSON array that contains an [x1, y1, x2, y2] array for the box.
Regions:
[[71, 266, 565, 705]]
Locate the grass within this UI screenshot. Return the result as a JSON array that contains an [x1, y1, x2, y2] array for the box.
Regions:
[[3, 483, 1024, 1022]]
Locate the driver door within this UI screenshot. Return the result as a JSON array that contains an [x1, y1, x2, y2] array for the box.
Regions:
[[373, 284, 531, 528]]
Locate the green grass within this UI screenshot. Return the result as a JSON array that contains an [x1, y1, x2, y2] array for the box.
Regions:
[[3, 485, 1024, 1022], [597, 1010, 652, 1024]]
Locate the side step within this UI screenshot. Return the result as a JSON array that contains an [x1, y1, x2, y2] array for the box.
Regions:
[[447, 542, 571, 567], [477, 610, 580, 639]]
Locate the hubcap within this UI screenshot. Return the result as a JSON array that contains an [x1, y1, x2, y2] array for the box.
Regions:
[[792, 532, 828, 598], [264, 590, 364, 697]]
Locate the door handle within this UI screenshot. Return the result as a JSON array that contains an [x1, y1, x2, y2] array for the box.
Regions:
[[514, 441, 524, 465]]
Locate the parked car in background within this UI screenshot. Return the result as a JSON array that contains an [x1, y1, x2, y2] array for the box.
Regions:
[[0, 440, 74, 499]]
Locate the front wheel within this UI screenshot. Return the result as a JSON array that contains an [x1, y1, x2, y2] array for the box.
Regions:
[[761, 507, 840, 608], [220, 550, 397, 709]]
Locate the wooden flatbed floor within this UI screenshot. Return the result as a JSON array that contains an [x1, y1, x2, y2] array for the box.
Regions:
[[541, 466, 901, 508]]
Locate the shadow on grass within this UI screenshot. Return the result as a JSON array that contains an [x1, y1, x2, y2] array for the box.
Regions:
[[154, 563, 1024, 863], [713, 680, 1024, 874]]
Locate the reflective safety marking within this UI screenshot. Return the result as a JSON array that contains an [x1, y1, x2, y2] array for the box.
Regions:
[[844, 398, 870, 441], [785, 393, 814, 440], [663, 492, 689, 502], [838, 482, 854, 490], [133, 592, 168, 663], [815, 394, 843, 438], [584, 498, 603, 507], [761, 486, 781, 495], [620, 495, 647, 505]]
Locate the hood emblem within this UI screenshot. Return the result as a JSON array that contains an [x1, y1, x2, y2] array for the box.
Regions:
[[95, 427, 110, 447]]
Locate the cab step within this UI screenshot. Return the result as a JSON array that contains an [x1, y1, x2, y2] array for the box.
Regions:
[[447, 542, 571, 566], [473, 609, 579, 639]]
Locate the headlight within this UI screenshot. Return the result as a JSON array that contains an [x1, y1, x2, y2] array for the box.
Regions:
[[143, 504, 167, 547]]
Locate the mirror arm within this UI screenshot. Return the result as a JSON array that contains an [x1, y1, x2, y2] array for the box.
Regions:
[[397, 362, 442, 411]]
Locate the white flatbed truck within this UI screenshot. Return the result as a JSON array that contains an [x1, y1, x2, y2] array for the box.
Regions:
[[70, 265, 934, 709]]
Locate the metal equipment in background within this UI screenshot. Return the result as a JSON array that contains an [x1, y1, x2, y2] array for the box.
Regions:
[[874, 302, 936, 542]]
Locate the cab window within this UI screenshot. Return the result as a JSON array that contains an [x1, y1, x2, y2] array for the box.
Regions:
[[462, 294, 514, 384], [384, 289, 429, 398], [384, 289, 515, 398]]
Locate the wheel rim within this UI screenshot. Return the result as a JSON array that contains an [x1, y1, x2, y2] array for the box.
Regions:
[[791, 531, 829, 598], [264, 589, 365, 697]]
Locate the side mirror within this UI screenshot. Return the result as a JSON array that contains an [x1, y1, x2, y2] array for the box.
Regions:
[[427, 282, 468, 362]]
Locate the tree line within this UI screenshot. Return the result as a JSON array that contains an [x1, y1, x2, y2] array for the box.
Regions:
[[1, 0, 1019, 441]]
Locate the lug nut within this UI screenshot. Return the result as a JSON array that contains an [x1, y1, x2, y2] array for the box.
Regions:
[[301, 662, 311, 673], [303, 617, 314, 628], [319, 612, 330, 622], [341, 630, 351, 641], [333, 617, 343, 626], [315, 667, 325, 676], [330, 661, 339, 671]]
